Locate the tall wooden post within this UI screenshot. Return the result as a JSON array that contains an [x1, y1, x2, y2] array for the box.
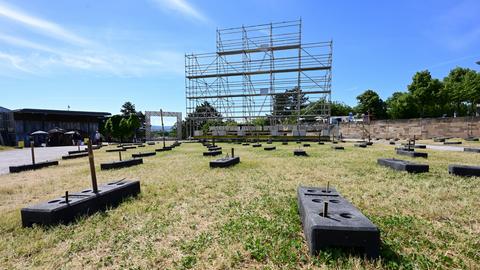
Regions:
[[30, 140, 35, 165], [87, 139, 98, 193]]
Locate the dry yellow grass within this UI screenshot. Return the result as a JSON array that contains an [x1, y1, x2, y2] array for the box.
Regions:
[[0, 141, 479, 269]]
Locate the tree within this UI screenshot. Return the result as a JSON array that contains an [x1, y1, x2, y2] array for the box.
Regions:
[[442, 67, 472, 115], [127, 114, 141, 140], [119, 118, 130, 142], [330, 101, 355, 116], [463, 71, 480, 115], [386, 92, 419, 119], [185, 101, 222, 135], [355, 90, 387, 120], [121, 101, 136, 116], [407, 70, 443, 117], [105, 115, 123, 141]]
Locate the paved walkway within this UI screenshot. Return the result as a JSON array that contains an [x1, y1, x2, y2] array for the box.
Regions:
[[0, 146, 86, 175]]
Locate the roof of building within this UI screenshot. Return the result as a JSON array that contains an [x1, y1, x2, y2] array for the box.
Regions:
[[12, 108, 111, 117], [0, 106, 11, 113]]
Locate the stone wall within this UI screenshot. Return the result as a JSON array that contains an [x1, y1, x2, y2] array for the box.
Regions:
[[338, 116, 480, 139]]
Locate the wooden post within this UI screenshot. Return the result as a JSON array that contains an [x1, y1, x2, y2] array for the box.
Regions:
[[30, 140, 35, 165], [87, 140, 98, 193], [118, 151, 122, 161], [231, 148, 234, 157], [65, 191, 69, 204]]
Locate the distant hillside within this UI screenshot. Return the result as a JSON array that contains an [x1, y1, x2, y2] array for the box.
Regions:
[[151, 125, 173, 132]]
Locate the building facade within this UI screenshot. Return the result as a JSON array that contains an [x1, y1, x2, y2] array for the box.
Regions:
[[0, 107, 110, 146]]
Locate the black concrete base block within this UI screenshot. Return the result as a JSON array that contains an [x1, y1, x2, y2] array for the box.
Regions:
[[62, 152, 89, 160], [377, 158, 429, 173], [100, 158, 143, 170], [464, 147, 480, 153], [9, 161, 59, 173], [208, 146, 222, 151], [264, 146, 276, 151], [444, 141, 462, 145], [465, 137, 479, 142], [155, 147, 172, 152], [332, 141, 338, 144], [414, 145, 426, 149], [297, 186, 380, 258], [395, 147, 414, 152], [203, 150, 222, 156], [303, 143, 311, 147], [68, 149, 87, 155], [294, 149, 308, 156], [21, 179, 140, 227], [448, 164, 480, 177], [252, 144, 262, 148], [210, 156, 240, 168], [389, 141, 395, 145], [366, 142, 373, 146], [354, 143, 367, 148], [282, 142, 288, 145], [296, 141, 302, 144], [242, 143, 250, 146], [106, 148, 127, 152], [123, 146, 137, 150], [332, 146, 344, 150], [396, 150, 428, 158], [318, 142, 324, 145], [147, 142, 155, 145], [131, 152, 156, 158]]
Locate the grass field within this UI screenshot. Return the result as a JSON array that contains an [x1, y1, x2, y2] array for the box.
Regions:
[[0, 141, 479, 269]]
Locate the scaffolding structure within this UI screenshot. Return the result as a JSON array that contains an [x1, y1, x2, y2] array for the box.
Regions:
[[185, 19, 332, 137]]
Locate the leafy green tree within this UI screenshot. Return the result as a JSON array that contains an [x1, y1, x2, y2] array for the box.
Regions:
[[119, 118, 130, 142], [104, 115, 123, 141], [185, 101, 222, 135], [386, 92, 419, 119], [463, 71, 480, 115], [407, 70, 443, 117], [355, 90, 387, 120], [127, 114, 141, 140], [330, 101, 355, 116]]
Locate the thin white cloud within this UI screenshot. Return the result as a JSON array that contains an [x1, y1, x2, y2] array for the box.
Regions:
[[0, 2, 91, 46], [151, 0, 209, 22], [0, 3, 186, 77], [0, 51, 31, 73]]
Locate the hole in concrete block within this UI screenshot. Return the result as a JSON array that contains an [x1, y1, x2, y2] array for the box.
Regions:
[[340, 213, 353, 219], [329, 199, 340, 203], [312, 199, 322, 203], [117, 182, 125, 185], [48, 200, 60, 203], [307, 189, 316, 192], [81, 190, 92, 193], [321, 190, 332, 193]]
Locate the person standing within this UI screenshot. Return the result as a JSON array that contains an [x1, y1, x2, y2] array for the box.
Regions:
[[94, 130, 101, 145]]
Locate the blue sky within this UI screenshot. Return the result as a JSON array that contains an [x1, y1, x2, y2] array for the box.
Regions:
[[0, 0, 479, 125]]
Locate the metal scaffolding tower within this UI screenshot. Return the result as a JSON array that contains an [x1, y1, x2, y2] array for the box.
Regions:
[[185, 19, 332, 137]]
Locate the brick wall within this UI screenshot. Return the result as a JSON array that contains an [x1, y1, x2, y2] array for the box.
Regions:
[[338, 116, 480, 139]]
